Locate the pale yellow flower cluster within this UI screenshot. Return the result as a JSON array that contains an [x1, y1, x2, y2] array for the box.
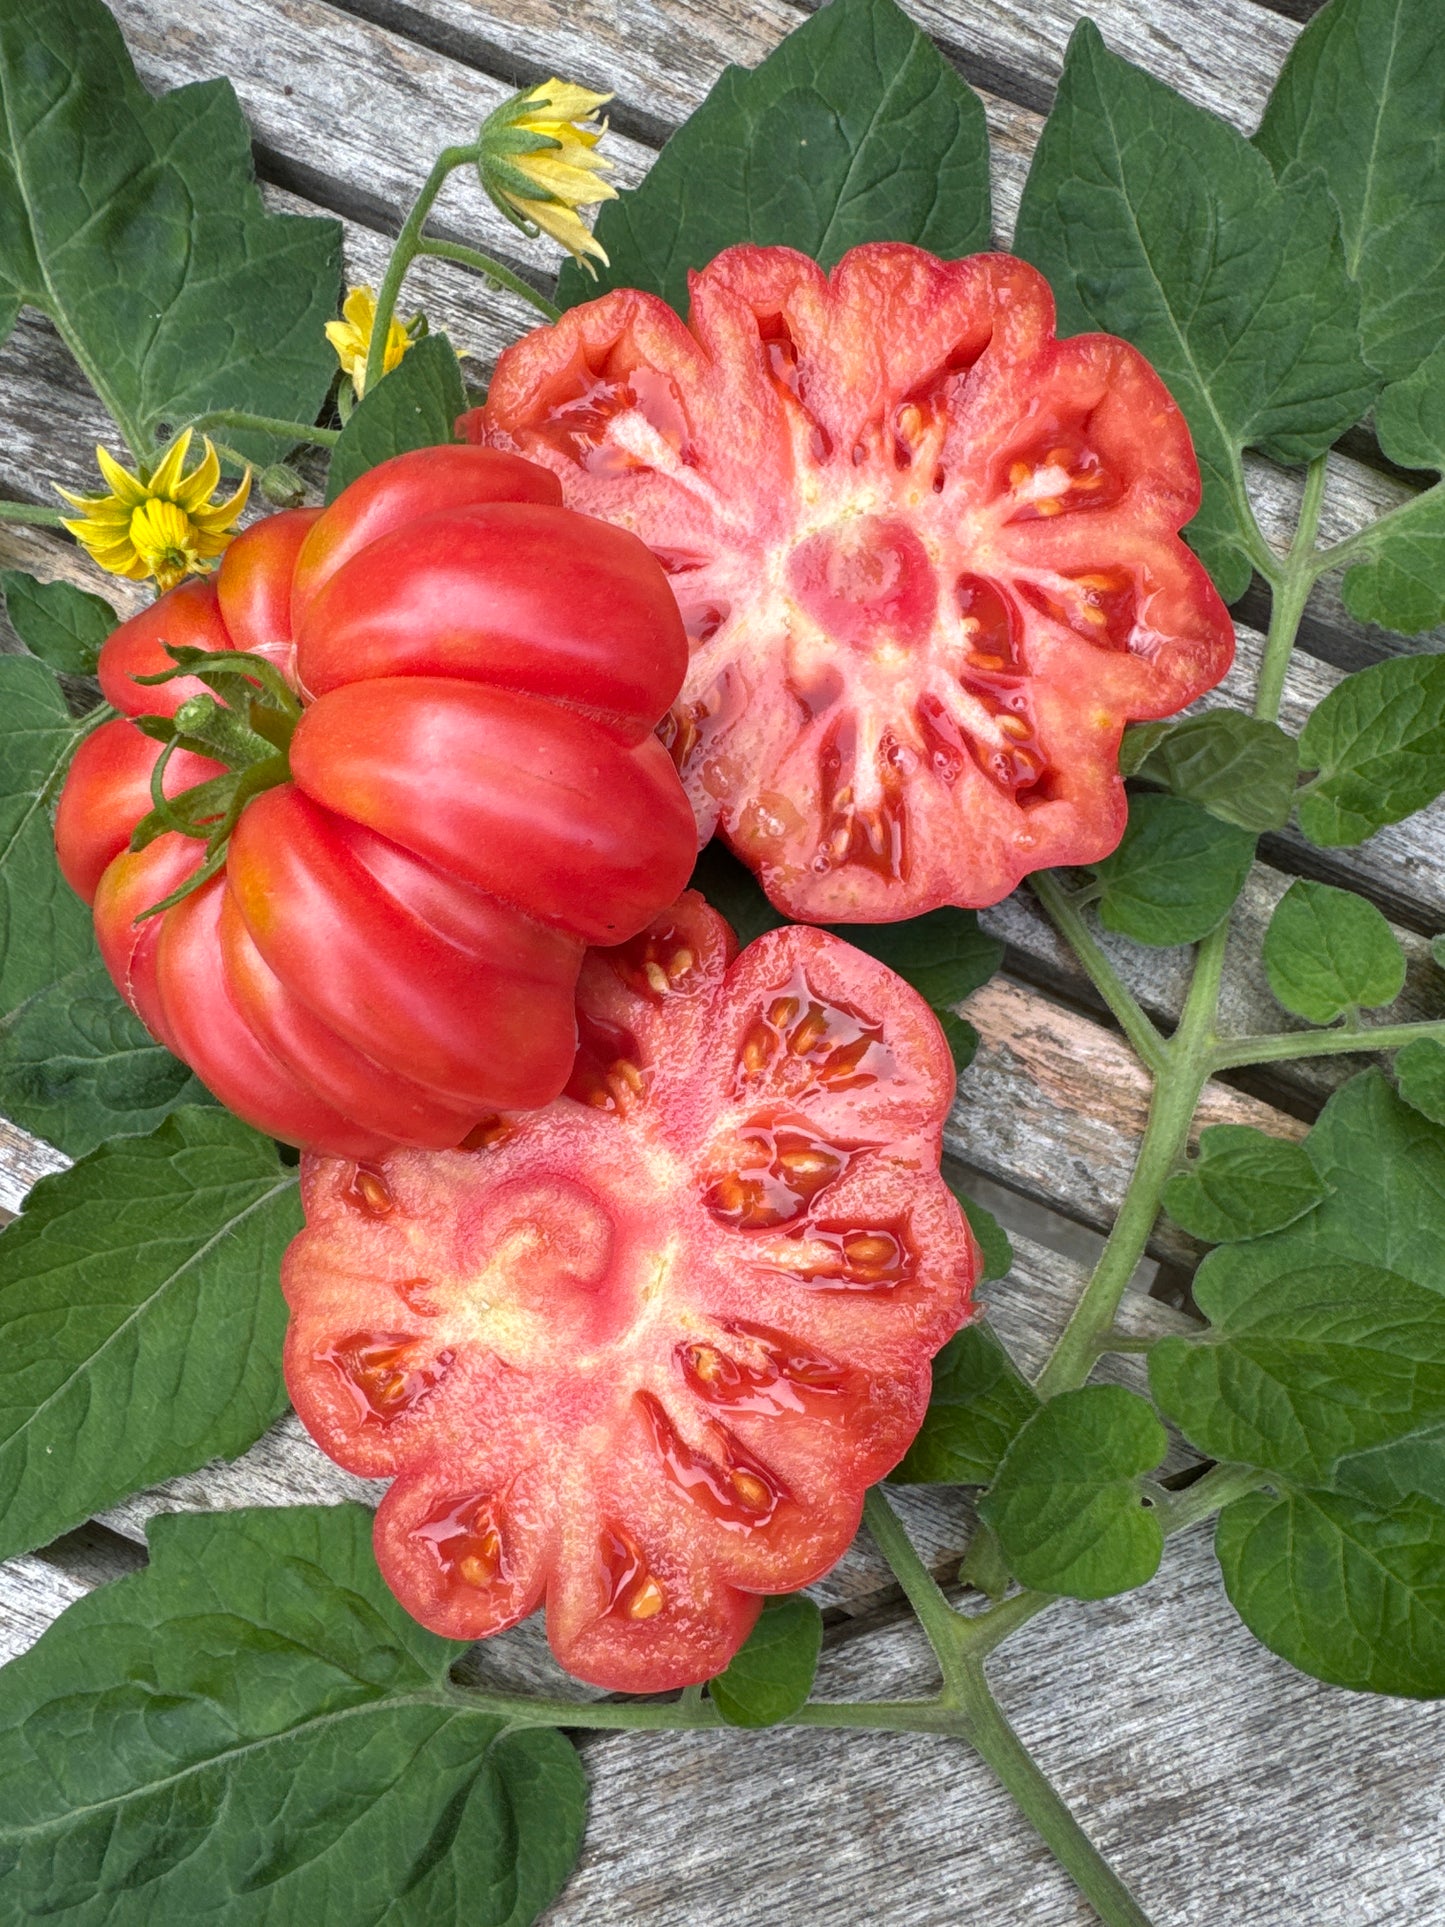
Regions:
[[480, 78, 617, 273]]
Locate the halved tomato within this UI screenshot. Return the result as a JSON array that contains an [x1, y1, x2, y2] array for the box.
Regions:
[[473, 243, 1235, 921], [283, 892, 978, 1690]]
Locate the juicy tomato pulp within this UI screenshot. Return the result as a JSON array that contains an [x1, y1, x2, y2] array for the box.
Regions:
[[474, 244, 1235, 921], [283, 893, 979, 1690], [53, 446, 698, 1155]]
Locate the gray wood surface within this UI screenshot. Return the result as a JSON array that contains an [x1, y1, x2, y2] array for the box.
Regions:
[[2, 0, 1444, 1921]]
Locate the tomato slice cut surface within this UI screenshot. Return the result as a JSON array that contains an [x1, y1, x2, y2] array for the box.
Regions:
[[283, 892, 979, 1690], [477, 243, 1236, 921]]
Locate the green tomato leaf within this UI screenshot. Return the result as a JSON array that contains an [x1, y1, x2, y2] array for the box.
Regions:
[[891, 1320, 1038, 1486], [1015, 20, 1376, 603], [0, 955, 210, 1158], [831, 908, 1003, 1011], [0, 1108, 300, 1562], [1334, 345, 1445, 637], [1091, 793, 1256, 947], [1151, 1263, 1445, 1487], [1134, 712, 1299, 833], [1253, 0, 1445, 390], [1192, 1069, 1445, 1310], [979, 1385, 1166, 1599], [0, 0, 340, 461], [1396, 1036, 1445, 1128], [1215, 1486, 1445, 1697], [709, 1592, 823, 1728], [1296, 654, 1445, 846], [326, 334, 467, 502], [1162, 1123, 1326, 1244], [0, 658, 95, 1017], [0, 572, 115, 676], [558, 0, 990, 315], [0, 1503, 588, 1919], [945, 1179, 1013, 1283], [1117, 721, 1171, 779], [1263, 878, 1405, 1025]]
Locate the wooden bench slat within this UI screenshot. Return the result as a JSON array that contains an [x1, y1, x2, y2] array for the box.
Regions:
[[544, 1522, 1445, 1927]]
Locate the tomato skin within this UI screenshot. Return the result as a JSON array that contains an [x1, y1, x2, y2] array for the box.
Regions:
[[294, 501, 687, 742], [215, 506, 321, 684], [282, 893, 978, 1690], [290, 444, 562, 629], [474, 243, 1235, 920], [53, 722, 223, 903], [59, 446, 697, 1151], [97, 576, 232, 718], [226, 788, 582, 1111], [289, 678, 698, 944]]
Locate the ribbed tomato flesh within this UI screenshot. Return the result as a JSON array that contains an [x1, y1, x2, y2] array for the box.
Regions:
[[283, 892, 978, 1690], [475, 243, 1235, 921]]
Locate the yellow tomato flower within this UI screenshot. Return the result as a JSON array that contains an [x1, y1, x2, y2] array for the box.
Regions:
[[56, 432, 251, 594], [480, 78, 617, 274], [325, 284, 417, 399]]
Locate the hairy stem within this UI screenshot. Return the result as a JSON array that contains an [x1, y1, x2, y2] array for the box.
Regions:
[[0, 500, 67, 528], [863, 1486, 969, 1687], [954, 1661, 1157, 1927], [1157, 1463, 1268, 1536], [1032, 930, 1220, 1401], [179, 410, 339, 449], [1031, 872, 1168, 1077], [1311, 474, 1445, 578], [1254, 453, 1328, 724], [415, 238, 561, 319], [363, 145, 479, 397], [1214, 1017, 1445, 1069]]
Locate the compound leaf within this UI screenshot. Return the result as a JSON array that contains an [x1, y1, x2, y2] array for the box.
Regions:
[[1263, 878, 1405, 1024], [1162, 1124, 1325, 1244], [1092, 793, 1256, 946], [709, 1593, 823, 1728]]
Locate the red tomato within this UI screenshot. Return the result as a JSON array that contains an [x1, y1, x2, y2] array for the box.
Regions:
[[282, 892, 978, 1690], [471, 244, 1235, 921], [56, 447, 697, 1155]]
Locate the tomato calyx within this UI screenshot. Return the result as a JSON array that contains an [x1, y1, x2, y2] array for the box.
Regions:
[[127, 643, 302, 919]]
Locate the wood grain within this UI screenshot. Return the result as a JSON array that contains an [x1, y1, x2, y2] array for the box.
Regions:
[[542, 1524, 1445, 1927], [950, 978, 1307, 1264]]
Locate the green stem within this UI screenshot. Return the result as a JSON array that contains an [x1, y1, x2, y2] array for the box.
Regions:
[[1031, 872, 1169, 1078], [1253, 453, 1328, 725], [365, 144, 480, 397], [679, 1683, 704, 1709], [863, 1487, 968, 1687], [954, 1661, 1156, 1927], [416, 238, 561, 319], [1034, 927, 1223, 1402], [0, 500, 67, 528], [1213, 1016, 1445, 1070], [180, 410, 339, 450], [1311, 475, 1445, 578], [1157, 1463, 1267, 1536]]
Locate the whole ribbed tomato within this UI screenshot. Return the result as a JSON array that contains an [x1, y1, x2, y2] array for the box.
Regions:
[[282, 892, 978, 1690], [472, 243, 1235, 922], [54, 446, 697, 1155]]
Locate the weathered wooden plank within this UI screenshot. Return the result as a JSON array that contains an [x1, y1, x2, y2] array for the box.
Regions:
[[984, 861, 1439, 1112], [332, 0, 1299, 143], [113, 0, 654, 266], [950, 979, 1308, 1265], [545, 1523, 1445, 1927]]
